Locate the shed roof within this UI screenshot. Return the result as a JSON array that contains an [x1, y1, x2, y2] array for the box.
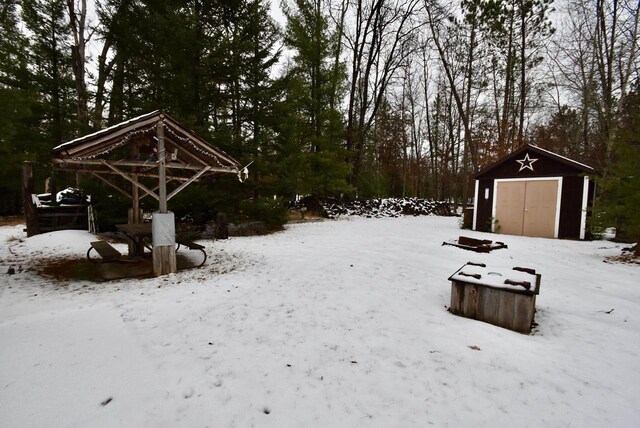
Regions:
[[474, 144, 595, 179]]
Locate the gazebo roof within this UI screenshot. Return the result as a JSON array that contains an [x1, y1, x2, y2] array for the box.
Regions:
[[53, 110, 240, 172], [52, 111, 245, 204]]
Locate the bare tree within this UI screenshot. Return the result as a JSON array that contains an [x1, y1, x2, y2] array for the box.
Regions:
[[342, 0, 423, 185], [594, 0, 640, 174], [426, 3, 475, 206], [551, 0, 640, 172]]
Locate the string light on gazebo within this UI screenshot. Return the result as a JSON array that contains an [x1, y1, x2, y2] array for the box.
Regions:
[[161, 120, 230, 169], [72, 123, 161, 161], [70, 120, 235, 172], [52, 110, 245, 277]]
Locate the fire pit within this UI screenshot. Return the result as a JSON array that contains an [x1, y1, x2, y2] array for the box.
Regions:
[[448, 262, 541, 334]]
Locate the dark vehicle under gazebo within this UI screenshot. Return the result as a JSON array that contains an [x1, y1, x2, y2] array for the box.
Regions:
[[51, 110, 246, 276]]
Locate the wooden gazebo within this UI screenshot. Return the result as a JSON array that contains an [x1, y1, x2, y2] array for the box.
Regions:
[[52, 110, 245, 275]]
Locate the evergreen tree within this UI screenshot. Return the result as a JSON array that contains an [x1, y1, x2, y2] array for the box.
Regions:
[[209, 0, 282, 197], [597, 85, 640, 254], [365, 99, 407, 197], [21, 0, 77, 155], [0, 1, 38, 213], [281, 0, 351, 198], [96, 0, 286, 222], [479, 0, 554, 152]]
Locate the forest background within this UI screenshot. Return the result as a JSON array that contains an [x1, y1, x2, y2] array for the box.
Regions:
[[0, 0, 638, 239]]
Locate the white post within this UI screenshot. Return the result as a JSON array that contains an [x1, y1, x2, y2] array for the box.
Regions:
[[472, 180, 479, 230], [579, 176, 590, 240]]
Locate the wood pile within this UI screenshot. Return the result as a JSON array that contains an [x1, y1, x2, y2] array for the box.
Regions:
[[292, 197, 456, 219]]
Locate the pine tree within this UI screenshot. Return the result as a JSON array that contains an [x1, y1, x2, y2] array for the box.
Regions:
[[281, 0, 351, 198], [21, 0, 77, 153], [597, 85, 640, 254], [0, 1, 38, 213]]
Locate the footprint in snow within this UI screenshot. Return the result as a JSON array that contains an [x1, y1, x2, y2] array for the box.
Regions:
[[183, 388, 194, 399]]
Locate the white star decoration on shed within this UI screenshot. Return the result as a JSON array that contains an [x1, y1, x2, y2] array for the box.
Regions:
[[516, 153, 538, 172]]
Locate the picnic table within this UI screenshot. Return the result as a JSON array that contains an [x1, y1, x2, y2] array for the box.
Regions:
[[116, 223, 152, 256], [115, 223, 208, 266]]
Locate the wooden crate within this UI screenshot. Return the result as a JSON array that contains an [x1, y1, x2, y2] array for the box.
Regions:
[[448, 263, 541, 334]]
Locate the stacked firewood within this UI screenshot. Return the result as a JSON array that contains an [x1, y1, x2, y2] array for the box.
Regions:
[[291, 197, 456, 219]]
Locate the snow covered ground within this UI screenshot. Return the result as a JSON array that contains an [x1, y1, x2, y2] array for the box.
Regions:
[[0, 216, 639, 427]]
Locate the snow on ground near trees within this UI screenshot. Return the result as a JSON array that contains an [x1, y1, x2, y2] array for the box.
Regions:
[[0, 216, 639, 427]]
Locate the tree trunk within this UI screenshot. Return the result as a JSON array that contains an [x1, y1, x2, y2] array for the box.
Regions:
[[499, 8, 515, 153], [517, 0, 526, 146], [94, 40, 114, 128], [66, 0, 89, 127], [426, 7, 474, 207]]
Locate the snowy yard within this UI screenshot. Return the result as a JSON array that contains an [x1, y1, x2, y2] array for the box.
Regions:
[[1, 216, 639, 427]]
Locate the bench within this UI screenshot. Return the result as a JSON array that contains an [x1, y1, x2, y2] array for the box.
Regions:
[[87, 240, 124, 263], [175, 238, 207, 267]]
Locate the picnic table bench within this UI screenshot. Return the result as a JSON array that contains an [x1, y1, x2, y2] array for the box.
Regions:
[[87, 240, 135, 263], [175, 237, 207, 267]]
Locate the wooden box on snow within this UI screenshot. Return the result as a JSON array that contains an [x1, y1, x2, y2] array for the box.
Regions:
[[448, 263, 541, 334]]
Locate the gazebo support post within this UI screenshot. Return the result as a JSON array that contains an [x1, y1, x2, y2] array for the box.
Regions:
[[22, 162, 40, 237], [128, 138, 143, 256], [152, 118, 177, 276]]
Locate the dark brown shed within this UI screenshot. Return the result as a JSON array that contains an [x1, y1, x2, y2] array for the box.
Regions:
[[473, 144, 595, 240]]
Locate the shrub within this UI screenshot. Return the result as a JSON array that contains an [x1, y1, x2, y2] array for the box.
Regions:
[[239, 197, 288, 228]]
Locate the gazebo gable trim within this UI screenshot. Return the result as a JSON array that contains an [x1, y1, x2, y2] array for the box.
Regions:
[[53, 111, 161, 156], [53, 111, 241, 171]]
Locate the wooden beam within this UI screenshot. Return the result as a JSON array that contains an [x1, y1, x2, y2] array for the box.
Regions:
[[131, 140, 141, 224], [163, 119, 240, 167], [140, 178, 184, 201], [52, 158, 234, 172], [158, 121, 167, 213], [162, 137, 212, 167], [56, 115, 159, 157], [53, 167, 194, 182], [91, 173, 132, 199], [167, 166, 211, 201], [140, 185, 160, 201], [102, 160, 159, 201]]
